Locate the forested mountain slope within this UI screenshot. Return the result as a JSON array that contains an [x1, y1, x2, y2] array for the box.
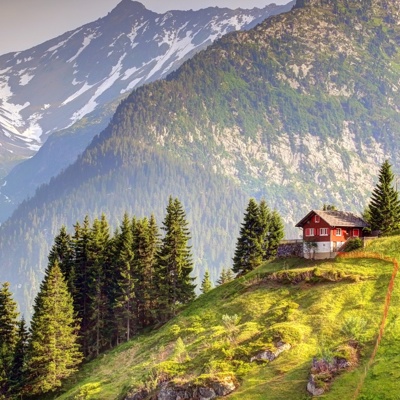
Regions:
[[0, 0, 293, 221], [2, 0, 400, 315]]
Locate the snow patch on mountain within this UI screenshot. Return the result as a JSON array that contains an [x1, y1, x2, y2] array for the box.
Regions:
[[19, 73, 34, 86], [70, 54, 126, 123], [68, 31, 100, 63], [62, 82, 94, 106], [0, 0, 294, 169]]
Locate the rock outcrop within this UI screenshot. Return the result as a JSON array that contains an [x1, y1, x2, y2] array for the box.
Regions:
[[307, 344, 358, 396], [125, 376, 237, 400], [250, 341, 291, 362]]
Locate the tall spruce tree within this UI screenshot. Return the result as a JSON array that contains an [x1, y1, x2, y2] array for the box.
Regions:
[[0, 282, 19, 397], [87, 215, 111, 357], [72, 217, 93, 355], [368, 160, 400, 233], [132, 216, 160, 330], [232, 199, 262, 275], [113, 213, 136, 342], [266, 210, 285, 259], [25, 262, 82, 396], [48, 225, 75, 296], [156, 197, 195, 321], [232, 199, 285, 275]]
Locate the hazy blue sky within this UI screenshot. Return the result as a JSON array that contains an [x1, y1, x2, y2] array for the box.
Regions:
[[0, 0, 291, 56]]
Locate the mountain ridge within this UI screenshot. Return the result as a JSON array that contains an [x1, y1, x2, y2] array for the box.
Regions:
[[0, 0, 294, 176]]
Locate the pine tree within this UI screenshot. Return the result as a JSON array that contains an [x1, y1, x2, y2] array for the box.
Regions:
[[9, 317, 29, 396], [156, 197, 195, 321], [72, 216, 93, 356], [217, 268, 234, 285], [113, 213, 136, 342], [200, 269, 212, 294], [368, 160, 400, 233], [232, 199, 285, 276], [25, 262, 82, 396], [87, 215, 111, 357], [232, 199, 262, 275], [257, 200, 271, 260], [132, 216, 160, 330], [48, 226, 75, 296], [266, 210, 285, 259], [0, 282, 19, 397]]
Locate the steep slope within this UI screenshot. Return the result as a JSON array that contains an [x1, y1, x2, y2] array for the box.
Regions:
[[45, 236, 400, 399], [0, 0, 294, 176], [2, 0, 400, 315]]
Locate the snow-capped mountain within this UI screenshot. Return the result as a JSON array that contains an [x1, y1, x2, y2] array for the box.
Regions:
[[0, 0, 294, 176]]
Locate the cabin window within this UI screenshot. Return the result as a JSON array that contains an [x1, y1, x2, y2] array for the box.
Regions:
[[335, 228, 342, 236], [306, 228, 315, 236], [353, 228, 360, 237], [320, 228, 328, 236], [315, 215, 320, 223]]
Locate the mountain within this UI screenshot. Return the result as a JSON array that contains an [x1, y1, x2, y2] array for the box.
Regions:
[[2, 0, 400, 317], [43, 236, 400, 399], [0, 0, 294, 179]]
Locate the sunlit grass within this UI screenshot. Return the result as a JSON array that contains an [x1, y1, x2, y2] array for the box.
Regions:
[[54, 236, 400, 400]]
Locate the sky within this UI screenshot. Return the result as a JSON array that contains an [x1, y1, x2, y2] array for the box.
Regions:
[[0, 0, 291, 56]]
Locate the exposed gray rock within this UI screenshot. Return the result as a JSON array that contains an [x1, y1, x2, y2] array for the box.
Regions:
[[307, 351, 355, 396], [250, 341, 291, 362], [307, 374, 325, 397], [124, 388, 149, 400]]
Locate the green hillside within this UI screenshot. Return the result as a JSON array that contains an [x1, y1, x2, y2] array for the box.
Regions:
[[52, 236, 400, 400]]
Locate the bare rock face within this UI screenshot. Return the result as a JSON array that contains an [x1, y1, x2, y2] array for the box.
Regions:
[[307, 374, 325, 397], [250, 341, 292, 362], [125, 376, 237, 400], [307, 345, 358, 396]]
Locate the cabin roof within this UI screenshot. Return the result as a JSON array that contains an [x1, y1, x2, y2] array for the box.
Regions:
[[295, 210, 369, 228]]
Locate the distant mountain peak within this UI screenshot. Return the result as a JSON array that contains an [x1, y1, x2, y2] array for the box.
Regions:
[[109, 0, 150, 17]]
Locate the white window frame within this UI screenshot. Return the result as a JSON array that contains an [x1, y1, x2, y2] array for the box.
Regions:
[[315, 215, 320, 223], [353, 228, 360, 237], [320, 228, 328, 236], [306, 228, 315, 237], [335, 228, 342, 236]]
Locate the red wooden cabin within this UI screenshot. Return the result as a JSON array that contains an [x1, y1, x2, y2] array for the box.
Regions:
[[295, 210, 368, 259]]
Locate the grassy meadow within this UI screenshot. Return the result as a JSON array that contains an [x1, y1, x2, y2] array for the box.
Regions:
[[53, 236, 400, 400]]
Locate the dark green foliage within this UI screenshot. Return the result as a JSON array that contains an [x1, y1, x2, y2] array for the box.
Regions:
[[48, 225, 75, 296], [113, 213, 136, 342], [344, 237, 363, 252], [8, 317, 29, 396], [25, 262, 82, 396], [367, 160, 400, 233], [200, 269, 212, 294], [267, 211, 285, 260], [322, 204, 337, 211], [0, 282, 19, 397], [73, 216, 93, 356], [86, 215, 111, 357], [132, 215, 160, 330], [232, 199, 285, 275], [156, 197, 196, 321], [233, 199, 262, 275]]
